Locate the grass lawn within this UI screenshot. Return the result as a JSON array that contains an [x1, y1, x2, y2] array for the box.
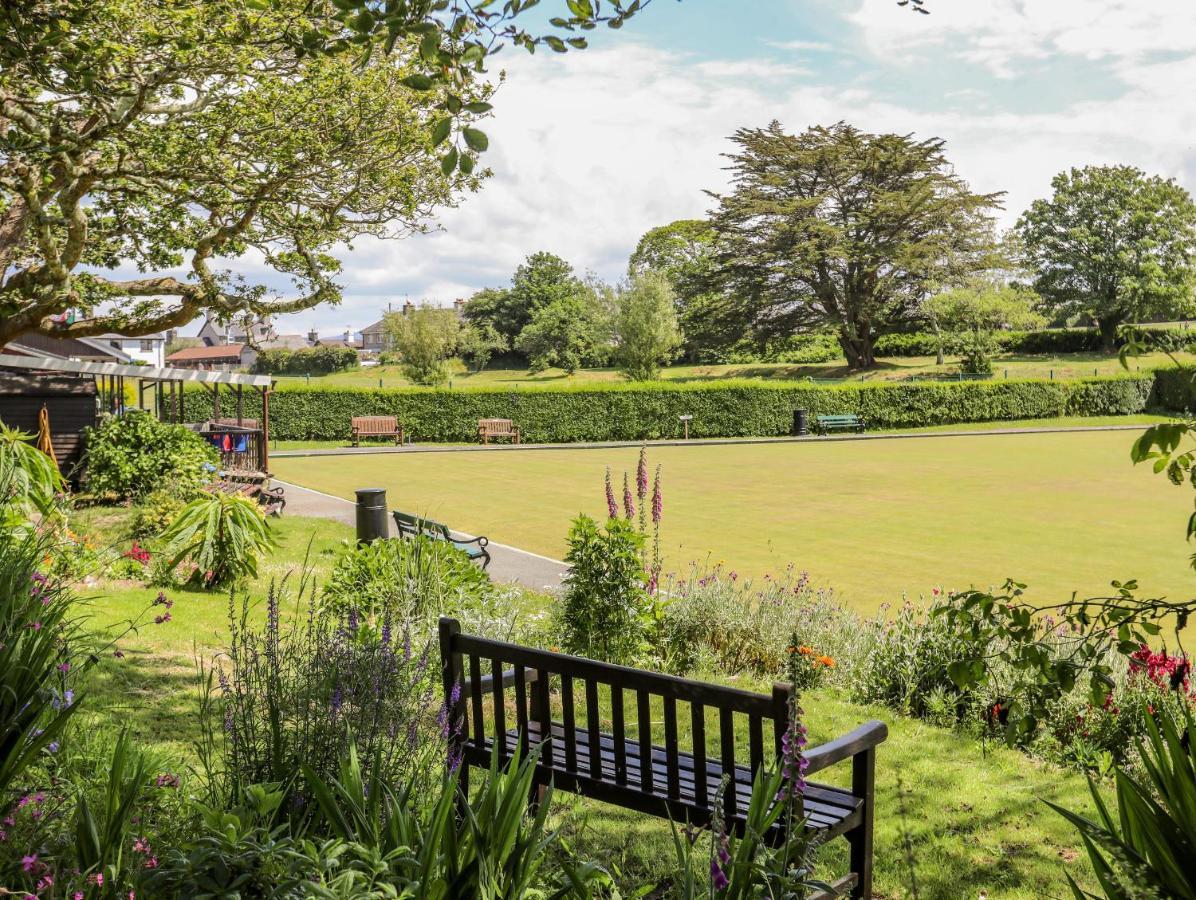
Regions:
[[271, 428, 1193, 614], [71, 505, 1101, 898], [269, 349, 1189, 391]]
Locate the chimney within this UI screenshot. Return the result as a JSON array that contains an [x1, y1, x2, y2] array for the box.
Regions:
[[453, 298, 466, 317], [344, 329, 351, 342], [402, 301, 414, 316], [307, 328, 318, 344]]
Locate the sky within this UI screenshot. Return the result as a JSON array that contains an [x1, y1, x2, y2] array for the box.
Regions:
[[186, 0, 1196, 337]]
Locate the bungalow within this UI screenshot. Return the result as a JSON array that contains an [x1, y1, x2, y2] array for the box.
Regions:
[[166, 343, 257, 372]]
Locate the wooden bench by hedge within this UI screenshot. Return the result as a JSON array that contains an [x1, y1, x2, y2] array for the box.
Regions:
[[393, 511, 491, 569], [438, 619, 887, 898], [816, 414, 866, 435], [351, 415, 404, 447], [478, 418, 520, 445], [207, 475, 286, 516]]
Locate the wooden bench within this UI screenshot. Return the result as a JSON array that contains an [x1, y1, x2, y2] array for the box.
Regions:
[[816, 414, 866, 435], [438, 619, 887, 898], [393, 511, 490, 569], [207, 475, 286, 516], [351, 415, 404, 447], [478, 418, 520, 445]]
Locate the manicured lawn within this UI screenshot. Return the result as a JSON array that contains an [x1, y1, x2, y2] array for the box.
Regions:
[[72, 505, 1101, 898], [270, 350, 1190, 390], [271, 428, 1193, 613]]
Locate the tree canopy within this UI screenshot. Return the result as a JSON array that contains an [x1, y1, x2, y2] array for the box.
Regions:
[[709, 121, 1001, 368], [613, 271, 683, 380], [384, 304, 460, 386], [1016, 165, 1196, 348], [463, 251, 584, 348], [515, 282, 611, 374]]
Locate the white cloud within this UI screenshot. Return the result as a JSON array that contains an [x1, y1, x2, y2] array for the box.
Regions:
[[188, 9, 1193, 336]]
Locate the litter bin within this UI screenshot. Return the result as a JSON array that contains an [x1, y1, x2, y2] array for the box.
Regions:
[[355, 488, 389, 544], [793, 409, 809, 436]]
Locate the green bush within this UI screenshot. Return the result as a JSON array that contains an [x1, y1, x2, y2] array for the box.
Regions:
[[130, 489, 187, 539], [1151, 366, 1196, 411], [183, 373, 1160, 443], [557, 515, 648, 663], [83, 411, 217, 500], [158, 491, 275, 586], [252, 346, 359, 375], [322, 536, 492, 633]]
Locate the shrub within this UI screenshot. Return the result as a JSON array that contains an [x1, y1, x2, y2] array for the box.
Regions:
[[557, 515, 649, 663], [130, 489, 186, 539], [83, 411, 217, 500], [158, 491, 275, 586], [200, 582, 445, 817], [0, 421, 65, 526], [322, 536, 492, 633], [658, 565, 854, 679], [181, 372, 1161, 443], [874, 324, 1196, 358]]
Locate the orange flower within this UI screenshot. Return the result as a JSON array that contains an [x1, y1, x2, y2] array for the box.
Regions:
[[786, 645, 797, 654], [798, 645, 814, 656], [816, 656, 836, 668]]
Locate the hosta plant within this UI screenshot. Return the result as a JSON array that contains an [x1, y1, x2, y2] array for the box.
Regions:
[[159, 491, 275, 586]]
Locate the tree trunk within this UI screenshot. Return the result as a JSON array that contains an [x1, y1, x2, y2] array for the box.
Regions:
[[1096, 316, 1120, 352], [839, 325, 876, 369]]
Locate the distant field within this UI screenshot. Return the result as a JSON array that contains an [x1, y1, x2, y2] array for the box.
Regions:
[[271, 428, 1194, 614], [269, 350, 1191, 391]]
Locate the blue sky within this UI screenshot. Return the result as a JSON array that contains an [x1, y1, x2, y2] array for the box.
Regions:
[[186, 0, 1196, 336]]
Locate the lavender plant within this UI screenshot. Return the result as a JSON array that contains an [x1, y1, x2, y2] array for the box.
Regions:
[[198, 577, 446, 819]]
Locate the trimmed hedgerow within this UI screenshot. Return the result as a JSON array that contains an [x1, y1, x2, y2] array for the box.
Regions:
[[183, 373, 1159, 443], [1151, 367, 1196, 412], [874, 326, 1196, 358]]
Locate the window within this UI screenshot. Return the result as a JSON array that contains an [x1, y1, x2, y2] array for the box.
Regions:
[[110, 340, 121, 350], [140, 340, 155, 353]]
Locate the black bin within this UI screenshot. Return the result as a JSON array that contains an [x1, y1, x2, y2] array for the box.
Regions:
[[355, 488, 389, 544], [793, 409, 809, 436]]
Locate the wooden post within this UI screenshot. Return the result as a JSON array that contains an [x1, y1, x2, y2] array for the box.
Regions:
[[235, 384, 244, 426], [212, 381, 221, 420], [438, 618, 468, 816], [260, 386, 271, 474], [849, 746, 876, 899]]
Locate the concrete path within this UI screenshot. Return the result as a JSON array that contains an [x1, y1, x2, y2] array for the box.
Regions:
[[272, 422, 1154, 460], [274, 479, 568, 592]]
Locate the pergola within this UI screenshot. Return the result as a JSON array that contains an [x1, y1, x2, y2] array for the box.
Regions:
[[0, 352, 275, 473]]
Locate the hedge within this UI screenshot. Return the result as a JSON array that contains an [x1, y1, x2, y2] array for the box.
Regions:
[[873, 326, 1196, 358], [183, 373, 1160, 443], [1151, 367, 1196, 412], [252, 346, 359, 376]]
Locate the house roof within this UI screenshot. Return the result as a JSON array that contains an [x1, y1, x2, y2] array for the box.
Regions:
[[167, 344, 249, 362], [96, 332, 165, 341], [3, 333, 130, 362], [316, 338, 361, 349], [360, 319, 387, 334]]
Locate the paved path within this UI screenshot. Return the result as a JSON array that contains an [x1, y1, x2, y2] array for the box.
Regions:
[[274, 479, 568, 592], [272, 422, 1153, 459]]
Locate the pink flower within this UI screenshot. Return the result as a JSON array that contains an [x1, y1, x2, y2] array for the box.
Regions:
[[636, 446, 648, 501], [651, 465, 663, 524], [88, 873, 103, 886], [57, 662, 69, 673], [604, 467, 618, 519], [622, 472, 635, 520], [21, 854, 37, 872]]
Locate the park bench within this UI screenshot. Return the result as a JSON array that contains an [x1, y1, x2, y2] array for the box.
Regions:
[[393, 511, 491, 569], [438, 618, 887, 899], [207, 474, 286, 516], [816, 414, 866, 435], [351, 415, 404, 447], [478, 418, 521, 445]]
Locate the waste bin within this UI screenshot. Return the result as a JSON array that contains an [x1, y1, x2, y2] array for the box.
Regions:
[[355, 488, 389, 544], [793, 409, 809, 436]]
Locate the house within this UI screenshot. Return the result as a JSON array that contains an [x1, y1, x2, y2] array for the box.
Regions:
[[261, 334, 312, 351], [166, 344, 257, 372], [198, 315, 276, 347], [96, 332, 166, 367], [360, 318, 392, 354]]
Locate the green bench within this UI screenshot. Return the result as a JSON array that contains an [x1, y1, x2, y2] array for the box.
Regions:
[[816, 414, 866, 435], [392, 511, 491, 569]]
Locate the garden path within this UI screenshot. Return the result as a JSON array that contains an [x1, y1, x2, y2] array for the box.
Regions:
[[273, 478, 568, 591]]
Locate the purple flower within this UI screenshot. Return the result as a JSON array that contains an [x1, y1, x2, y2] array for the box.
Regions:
[[331, 685, 343, 714], [604, 467, 618, 519], [651, 465, 663, 524], [710, 857, 729, 891], [636, 446, 648, 501], [622, 472, 635, 520]]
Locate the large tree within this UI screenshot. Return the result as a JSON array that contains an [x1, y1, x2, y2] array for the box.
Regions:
[[709, 121, 1001, 369], [384, 304, 460, 386], [1016, 165, 1196, 349], [463, 251, 582, 347], [515, 282, 611, 374], [613, 271, 682, 380]]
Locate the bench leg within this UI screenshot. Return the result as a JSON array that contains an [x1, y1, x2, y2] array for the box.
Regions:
[[848, 747, 876, 898]]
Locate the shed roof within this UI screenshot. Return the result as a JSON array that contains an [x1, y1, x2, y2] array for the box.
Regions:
[[0, 352, 272, 387], [167, 344, 248, 362]]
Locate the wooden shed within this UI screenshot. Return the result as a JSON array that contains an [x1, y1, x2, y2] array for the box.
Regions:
[[0, 374, 97, 478]]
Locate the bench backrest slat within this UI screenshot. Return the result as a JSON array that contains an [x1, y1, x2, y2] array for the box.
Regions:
[[637, 691, 653, 794], [663, 697, 681, 800], [468, 654, 485, 746], [453, 632, 774, 717], [719, 708, 737, 820], [534, 669, 553, 768], [611, 687, 627, 785], [749, 714, 765, 779], [561, 677, 578, 772], [585, 679, 602, 781], [691, 704, 708, 807], [491, 656, 507, 765]]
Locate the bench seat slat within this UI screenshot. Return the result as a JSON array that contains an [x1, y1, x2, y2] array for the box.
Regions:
[[469, 724, 863, 838]]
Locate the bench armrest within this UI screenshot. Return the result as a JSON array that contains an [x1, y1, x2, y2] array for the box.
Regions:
[[804, 719, 887, 776], [454, 534, 489, 549]]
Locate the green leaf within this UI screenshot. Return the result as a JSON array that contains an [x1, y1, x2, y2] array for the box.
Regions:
[[459, 154, 475, 175], [440, 147, 458, 176], [464, 101, 494, 114], [400, 74, 437, 91], [462, 127, 489, 151], [431, 117, 452, 146]]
